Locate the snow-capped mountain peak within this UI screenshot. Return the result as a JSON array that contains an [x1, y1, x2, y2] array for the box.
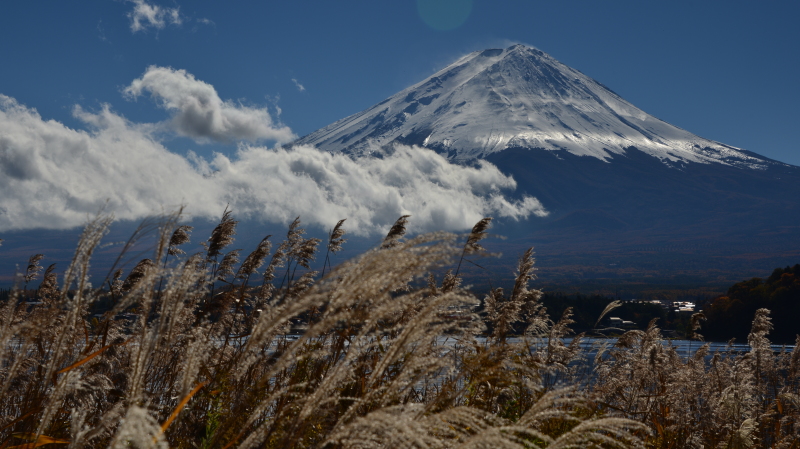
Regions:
[[296, 44, 773, 169]]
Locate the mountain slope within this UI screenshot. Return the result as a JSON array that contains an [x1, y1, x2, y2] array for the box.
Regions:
[[297, 45, 779, 171]]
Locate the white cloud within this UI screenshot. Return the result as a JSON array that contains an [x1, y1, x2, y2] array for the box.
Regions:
[[0, 94, 546, 235], [0, 95, 202, 230], [291, 78, 306, 92], [128, 0, 182, 33], [124, 66, 295, 144]]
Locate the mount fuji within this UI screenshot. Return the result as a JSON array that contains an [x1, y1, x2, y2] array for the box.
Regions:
[[298, 45, 775, 169], [296, 45, 800, 280]]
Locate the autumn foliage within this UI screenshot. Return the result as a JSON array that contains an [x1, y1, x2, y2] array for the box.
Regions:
[[703, 265, 800, 343]]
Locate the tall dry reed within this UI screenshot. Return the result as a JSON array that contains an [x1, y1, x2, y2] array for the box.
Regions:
[[0, 210, 796, 448]]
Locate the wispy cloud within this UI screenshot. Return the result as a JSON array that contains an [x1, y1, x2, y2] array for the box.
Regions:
[[97, 20, 109, 43], [127, 0, 182, 33], [123, 66, 296, 144], [0, 93, 545, 234], [291, 78, 306, 92]]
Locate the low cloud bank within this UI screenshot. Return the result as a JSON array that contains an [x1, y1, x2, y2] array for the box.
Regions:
[[0, 93, 545, 235]]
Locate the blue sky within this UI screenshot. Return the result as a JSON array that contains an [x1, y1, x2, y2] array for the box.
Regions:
[[3, 1, 799, 163], [0, 0, 799, 234]]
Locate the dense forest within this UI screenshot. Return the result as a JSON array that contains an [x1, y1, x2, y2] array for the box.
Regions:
[[6, 268, 800, 343], [703, 264, 800, 343], [539, 265, 800, 343]]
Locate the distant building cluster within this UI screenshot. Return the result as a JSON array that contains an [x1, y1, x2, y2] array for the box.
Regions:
[[605, 298, 698, 332], [607, 317, 637, 329], [624, 298, 697, 313], [672, 301, 696, 313]]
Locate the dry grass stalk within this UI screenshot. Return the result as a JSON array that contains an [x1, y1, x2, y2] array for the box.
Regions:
[[689, 311, 707, 341], [2, 210, 799, 449], [322, 219, 346, 278], [328, 219, 347, 255], [455, 217, 492, 277]]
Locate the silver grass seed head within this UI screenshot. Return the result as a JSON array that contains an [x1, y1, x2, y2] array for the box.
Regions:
[[690, 311, 706, 341], [238, 236, 272, 279], [328, 219, 347, 254], [216, 249, 241, 281], [121, 259, 154, 293], [484, 287, 504, 320], [39, 263, 58, 288], [42, 262, 56, 279], [263, 245, 286, 282], [38, 263, 60, 300], [750, 308, 773, 335], [511, 247, 537, 302], [270, 241, 289, 267], [293, 237, 322, 269], [167, 225, 193, 256], [286, 270, 317, 299], [465, 217, 492, 254], [207, 208, 237, 260], [791, 335, 800, 373], [748, 308, 773, 352], [441, 269, 461, 293], [183, 253, 205, 272], [382, 215, 411, 249], [110, 268, 124, 296], [260, 241, 289, 298], [426, 273, 439, 296], [110, 406, 168, 449], [286, 216, 305, 250], [24, 253, 45, 283]]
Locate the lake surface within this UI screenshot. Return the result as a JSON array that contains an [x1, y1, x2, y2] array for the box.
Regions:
[[277, 334, 795, 358]]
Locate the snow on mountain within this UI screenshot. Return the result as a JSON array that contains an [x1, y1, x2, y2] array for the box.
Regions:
[[296, 45, 774, 170]]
